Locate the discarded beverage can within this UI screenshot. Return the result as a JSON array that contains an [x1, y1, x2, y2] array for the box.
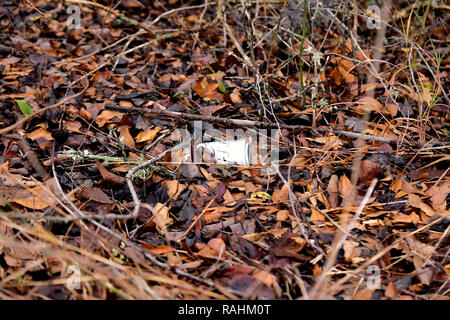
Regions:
[[197, 139, 254, 166]]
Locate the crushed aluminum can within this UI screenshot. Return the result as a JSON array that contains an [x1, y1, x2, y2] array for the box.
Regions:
[[196, 138, 255, 166]]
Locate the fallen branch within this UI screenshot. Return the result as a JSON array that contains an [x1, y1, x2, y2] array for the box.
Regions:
[[106, 103, 399, 144], [333, 130, 397, 144], [106, 103, 312, 130]]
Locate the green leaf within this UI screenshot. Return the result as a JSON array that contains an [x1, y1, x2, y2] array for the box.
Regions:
[[218, 80, 228, 95], [16, 100, 33, 115]]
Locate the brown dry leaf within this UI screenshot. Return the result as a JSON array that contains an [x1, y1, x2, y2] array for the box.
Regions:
[[25, 126, 54, 149], [194, 77, 219, 99], [253, 269, 277, 288], [330, 67, 342, 86], [205, 211, 222, 224], [111, 164, 132, 173], [84, 102, 105, 119], [384, 103, 398, 117], [197, 238, 226, 259], [413, 256, 434, 286], [199, 104, 227, 116], [230, 88, 243, 104], [337, 65, 357, 83], [343, 240, 358, 260], [182, 260, 203, 269], [326, 174, 339, 208], [345, 38, 370, 61], [336, 57, 357, 83], [135, 127, 160, 143], [79, 108, 92, 120], [407, 236, 435, 258], [189, 184, 209, 197], [3, 243, 41, 268], [272, 183, 290, 203], [12, 196, 53, 210], [26, 127, 53, 141], [162, 180, 187, 199], [204, 206, 235, 214], [391, 212, 421, 225], [118, 100, 134, 107], [208, 238, 226, 253], [315, 189, 330, 209], [0, 56, 21, 65], [273, 232, 307, 255], [291, 155, 307, 167], [356, 96, 382, 113], [152, 203, 173, 232], [63, 120, 83, 133], [310, 207, 325, 223], [199, 166, 216, 182], [338, 174, 354, 199], [424, 182, 450, 211], [223, 189, 236, 206], [407, 194, 436, 217], [443, 264, 450, 278], [95, 160, 124, 185], [228, 180, 259, 194], [0, 166, 36, 187], [391, 179, 423, 195], [78, 187, 113, 204], [353, 288, 375, 300], [166, 252, 180, 266], [10, 179, 59, 210], [385, 281, 399, 299], [119, 126, 135, 149], [95, 110, 123, 127], [276, 209, 289, 221], [141, 244, 175, 255], [314, 135, 341, 149], [359, 160, 382, 185]]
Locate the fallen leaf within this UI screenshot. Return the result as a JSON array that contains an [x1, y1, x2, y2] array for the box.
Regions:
[[135, 127, 160, 143], [10, 179, 59, 210], [353, 288, 374, 300], [26, 127, 53, 141], [119, 125, 135, 149], [78, 187, 113, 204], [272, 183, 290, 203], [425, 182, 450, 211], [385, 281, 399, 299], [162, 180, 187, 199], [197, 237, 226, 259], [194, 77, 219, 99], [359, 160, 382, 185], [152, 203, 173, 233], [276, 209, 289, 221], [407, 194, 435, 217], [356, 96, 382, 113], [230, 88, 243, 103], [95, 160, 124, 185], [95, 110, 123, 127]]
